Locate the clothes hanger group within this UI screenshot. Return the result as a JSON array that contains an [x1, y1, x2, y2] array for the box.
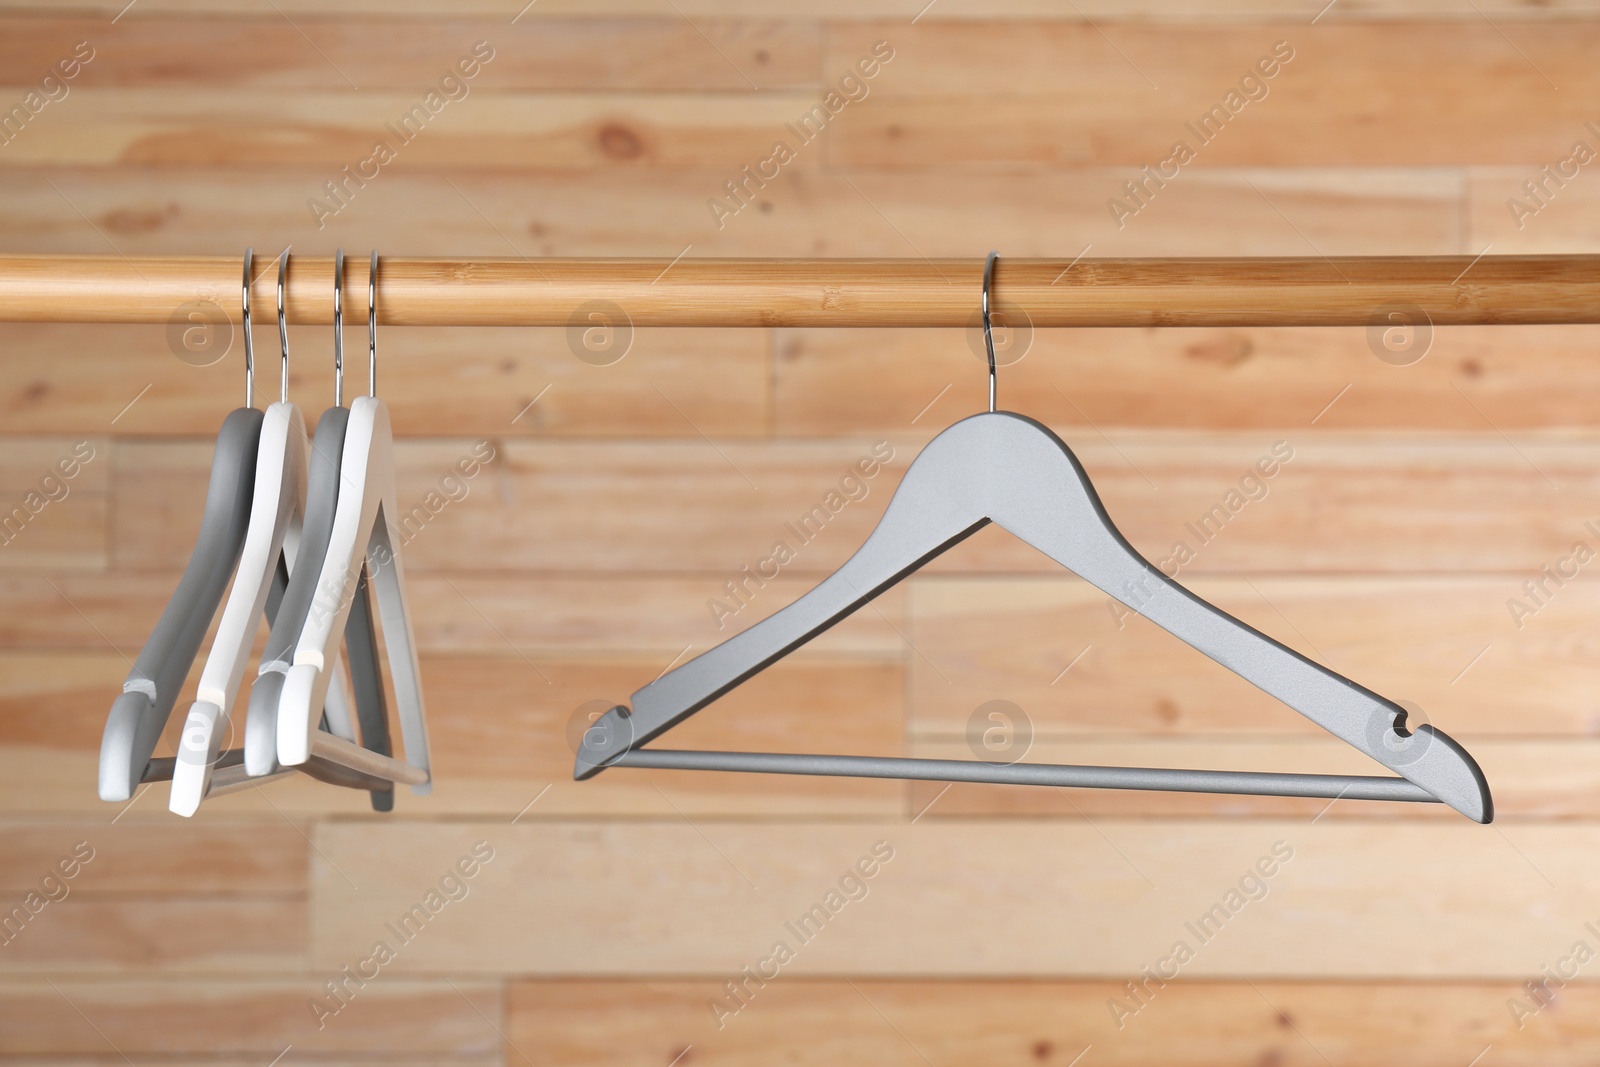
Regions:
[[99, 246, 1493, 824], [99, 248, 431, 815], [572, 252, 1495, 824]]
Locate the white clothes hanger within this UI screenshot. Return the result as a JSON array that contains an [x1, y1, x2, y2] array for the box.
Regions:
[[276, 251, 432, 793]]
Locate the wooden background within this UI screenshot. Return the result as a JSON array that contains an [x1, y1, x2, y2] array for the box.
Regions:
[[4, 1, 1600, 1063]]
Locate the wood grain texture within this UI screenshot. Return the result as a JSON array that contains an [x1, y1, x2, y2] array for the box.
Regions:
[[775, 324, 1600, 432], [0, 436, 109, 570], [0, 323, 771, 438], [0, 978, 503, 1059], [311, 819, 1600, 977], [0, 90, 824, 171], [3, 0, 1600, 17], [22, 320, 1600, 436], [0, 898, 305, 973], [0, 167, 1464, 260], [826, 23, 1600, 167], [504, 978, 1600, 1067], [0, 17, 819, 91], [1469, 165, 1600, 253], [0, 819, 305, 893]]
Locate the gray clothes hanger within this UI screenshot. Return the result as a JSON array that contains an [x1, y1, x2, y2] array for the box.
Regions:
[[347, 250, 394, 810], [575, 252, 1494, 824], [100, 409, 261, 802], [343, 559, 394, 812], [243, 250, 395, 811], [98, 310, 265, 802]]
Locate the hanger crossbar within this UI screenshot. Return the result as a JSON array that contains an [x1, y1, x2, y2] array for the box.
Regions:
[[612, 749, 1439, 804]]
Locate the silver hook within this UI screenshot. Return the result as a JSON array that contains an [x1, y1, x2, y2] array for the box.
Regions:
[[982, 250, 999, 413], [276, 250, 294, 407], [367, 250, 378, 398], [241, 248, 255, 409], [333, 248, 345, 407]]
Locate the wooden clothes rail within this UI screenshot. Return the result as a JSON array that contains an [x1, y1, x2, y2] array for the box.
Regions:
[[0, 254, 1597, 327]]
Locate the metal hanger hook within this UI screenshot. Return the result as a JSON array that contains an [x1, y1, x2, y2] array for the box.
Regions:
[[241, 248, 255, 409], [367, 251, 378, 398], [276, 249, 294, 407], [333, 248, 345, 407], [982, 250, 999, 413]]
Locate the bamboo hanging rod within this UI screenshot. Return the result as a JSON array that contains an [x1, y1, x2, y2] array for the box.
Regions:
[[0, 254, 1596, 327]]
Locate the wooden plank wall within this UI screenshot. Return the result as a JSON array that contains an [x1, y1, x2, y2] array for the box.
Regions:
[[4, 1, 1600, 1062]]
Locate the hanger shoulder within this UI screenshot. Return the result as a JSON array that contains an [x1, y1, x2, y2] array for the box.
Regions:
[[279, 399, 385, 764], [170, 403, 307, 816], [280, 398, 430, 794], [1083, 574, 1489, 819], [99, 407, 263, 803], [575, 420, 997, 779], [254, 405, 348, 675], [199, 402, 306, 711], [332, 397, 432, 794], [292, 398, 384, 674], [975, 413, 1489, 822]]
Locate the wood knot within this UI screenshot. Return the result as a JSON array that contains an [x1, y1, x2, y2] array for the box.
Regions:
[[597, 122, 645, 160], [103, 204, 178, 234], [1184, 333, 1254, 367]]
